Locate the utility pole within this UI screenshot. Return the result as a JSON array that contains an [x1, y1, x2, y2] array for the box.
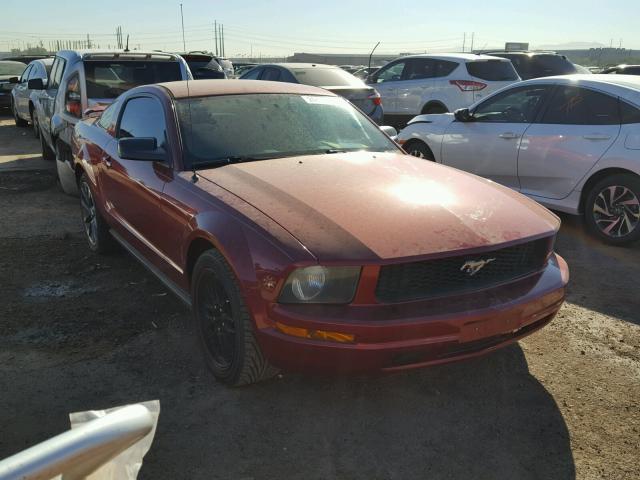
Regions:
[[470, 32, 475, 53], [87, 34, 91, 49], [180, 3, 186, 52], [462, 32, 466, 53], [221, 24, 225, 57], [214, 21, 218, 55]]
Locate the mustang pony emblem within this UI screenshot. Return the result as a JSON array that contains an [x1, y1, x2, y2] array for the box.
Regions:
[[460, 258, 496, 276]]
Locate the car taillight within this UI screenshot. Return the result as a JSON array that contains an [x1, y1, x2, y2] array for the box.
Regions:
[[65, 77, 82, 118], [449, 80, 487, 91], [368, 91, 382, 106]]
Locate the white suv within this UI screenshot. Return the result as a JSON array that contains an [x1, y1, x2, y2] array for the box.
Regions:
[[367, 53, 520, 127]]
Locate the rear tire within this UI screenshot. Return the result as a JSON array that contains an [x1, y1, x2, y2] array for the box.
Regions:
[[79, 172, 116, 253], [192, 249, 278, 386], [584, 173, 640, 246], [404, 140, 435, 161], [12, 100, 28, 127], [422, 103, 448, 115]]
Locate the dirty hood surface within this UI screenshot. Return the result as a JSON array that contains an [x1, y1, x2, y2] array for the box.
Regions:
[[197, 152, 559, 261]]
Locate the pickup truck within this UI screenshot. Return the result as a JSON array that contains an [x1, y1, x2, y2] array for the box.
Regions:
[[30, 50, 191, 195]]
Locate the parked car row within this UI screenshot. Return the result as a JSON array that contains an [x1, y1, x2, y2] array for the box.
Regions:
[[397, 74, 640, 245]]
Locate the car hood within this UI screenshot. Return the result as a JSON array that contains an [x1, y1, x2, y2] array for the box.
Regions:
[[196, 152, 559, 261]]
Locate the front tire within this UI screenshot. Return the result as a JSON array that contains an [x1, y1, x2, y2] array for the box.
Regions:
[[584, 174, 640, 246], [39, 129, 55, 161], [192, 249, 278, 386], [79, 173, 116, 253], [404, 140, 435, 161]]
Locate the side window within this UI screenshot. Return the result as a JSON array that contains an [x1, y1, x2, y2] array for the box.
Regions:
[[375, 61, 406, 83], [96, 100, 120, 135], [20, 65, 33, 83], [541, 86, 619, 125], [434, 60, 458, 77], [242, 67, 262, 80], [403, 59, 435, 80], [473, 86, 550, 123], [261, 68, 281, 81], [64, 74, 82, 118], [117, 97, 168, 151], [49, 57, 66, 89], [620, 100, 640, 124]]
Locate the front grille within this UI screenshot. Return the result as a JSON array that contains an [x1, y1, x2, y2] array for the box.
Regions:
[[376, 237, 551, 303]]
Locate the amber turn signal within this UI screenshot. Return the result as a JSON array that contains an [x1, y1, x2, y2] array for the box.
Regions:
[[275, 321, 355, 344]]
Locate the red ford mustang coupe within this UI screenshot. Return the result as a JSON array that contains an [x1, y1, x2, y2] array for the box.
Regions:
[[72, 80, 569, 385]]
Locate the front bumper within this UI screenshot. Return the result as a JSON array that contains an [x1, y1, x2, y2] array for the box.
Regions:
[[256, 253, 569, 374]]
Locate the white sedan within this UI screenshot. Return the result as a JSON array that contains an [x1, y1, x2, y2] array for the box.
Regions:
[[397, 74, 640, 245]]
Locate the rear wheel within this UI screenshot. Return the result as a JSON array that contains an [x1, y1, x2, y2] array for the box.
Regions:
[[192, 249, 278, 386], [12, 100, 28, 127], [79, 173, 116, 253], [584, 174, 640, 246], [422, 103, 448, 115], [404, 140, 435, 161]]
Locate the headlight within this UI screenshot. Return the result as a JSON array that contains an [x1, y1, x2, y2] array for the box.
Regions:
[[279, 266, 361, 304]]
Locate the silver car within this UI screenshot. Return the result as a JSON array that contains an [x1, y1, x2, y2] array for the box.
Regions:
[[10, 58, 53, 137], [397, 75, 640, 245]]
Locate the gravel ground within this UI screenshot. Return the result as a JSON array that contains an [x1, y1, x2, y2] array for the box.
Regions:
[[0, 114, 638, 479]]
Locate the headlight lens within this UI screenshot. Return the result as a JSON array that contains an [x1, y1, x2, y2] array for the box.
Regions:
[[279, 266, 361, 304]]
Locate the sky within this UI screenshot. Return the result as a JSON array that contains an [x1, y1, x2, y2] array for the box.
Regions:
[[2, 0, 638, 56]]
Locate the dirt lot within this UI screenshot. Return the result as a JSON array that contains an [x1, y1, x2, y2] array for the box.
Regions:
[[0, 113, 638, 479]]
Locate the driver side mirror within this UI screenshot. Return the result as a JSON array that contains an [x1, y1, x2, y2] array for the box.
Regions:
[[379, 125, 397, 137], [8, 76, 19, 84], [118, 137, 167, 162], [454, 108, 474, 122], [28, 78, 44, 90]]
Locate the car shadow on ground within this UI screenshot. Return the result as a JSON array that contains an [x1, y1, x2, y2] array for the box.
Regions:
[[137, 340, 575, 479], [555, 212, 640, 326]]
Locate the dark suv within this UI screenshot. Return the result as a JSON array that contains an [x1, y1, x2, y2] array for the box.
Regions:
[[30, 50, 191, 195], [177, 52, 226, 79], [486, 51, 578, 79], [602, 64, 640, 75]]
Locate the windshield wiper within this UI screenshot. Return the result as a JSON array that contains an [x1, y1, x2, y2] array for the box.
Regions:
[[325, 149, 347, 154], [193, 156, 271, 170]]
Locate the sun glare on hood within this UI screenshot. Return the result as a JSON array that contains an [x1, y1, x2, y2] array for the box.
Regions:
[[387, 177, 455, 207]]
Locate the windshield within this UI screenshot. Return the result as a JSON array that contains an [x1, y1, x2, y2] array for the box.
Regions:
[[177, 93, 398, 168], [0, 61, 26, 76], [83, 60, 182, 98], [290, 67, 365, 87]]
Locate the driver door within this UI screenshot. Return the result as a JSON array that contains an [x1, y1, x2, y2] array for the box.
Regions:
[[440, 84, 552, 189], [101, 95, 175, 270]]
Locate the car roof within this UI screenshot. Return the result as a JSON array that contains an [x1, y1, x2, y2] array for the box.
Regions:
[[259, 63, 341, 70], [156, 79, 337, 99], [519, 74, 640, 103], [389, 53, 510, 62], [55, 49, 181, 62], [0, 60, 27, 67]]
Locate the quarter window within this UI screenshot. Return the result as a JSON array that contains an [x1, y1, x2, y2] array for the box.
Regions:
[[541, 86, 619, 125], [118, 97, 168, 151], [96, 100, 120, 135], [375, 61, 406, 83], [620, 100, 640, 124], [434, 60, 459, 77], [473, 86, 550, 123], [20, 65, 33, 83], [49, 57, 66, 89]]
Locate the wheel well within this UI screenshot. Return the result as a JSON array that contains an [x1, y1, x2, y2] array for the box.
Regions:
[[74, 164, 85, 185], [186, 238, 215, 284], [29, 102, 34, 114], [403, 138, 435, 158], [421, 101, 448, 114], [579, 167, 638, 213]]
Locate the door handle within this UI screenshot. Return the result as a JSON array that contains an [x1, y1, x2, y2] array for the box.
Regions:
[[583, 134, 611, 141], [499, 132, 519, 139]]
